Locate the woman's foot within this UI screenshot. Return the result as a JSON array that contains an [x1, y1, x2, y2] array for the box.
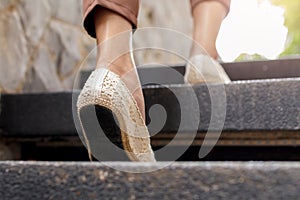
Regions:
[[77, 6, 155, 162], [77, 68, 156, 162], [94, 7, 145, 120], [184, 54, 231, 84], [97, 57, 146, 121]]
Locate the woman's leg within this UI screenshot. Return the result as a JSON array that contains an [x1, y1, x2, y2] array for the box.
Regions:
[[94, 7, 145, 120], [82, 0, 145, 119], [185, 0, 231, 84], [190, 0, 230, 59]]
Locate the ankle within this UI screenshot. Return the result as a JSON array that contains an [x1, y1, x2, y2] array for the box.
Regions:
[[96, 55, 135, 75], [205, 48, 218, 60], [190, 44, 218, 60]]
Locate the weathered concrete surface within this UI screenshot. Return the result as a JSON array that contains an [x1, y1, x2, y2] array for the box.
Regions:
[[1, 78, 299, 136], [0, 161, 300, 200]]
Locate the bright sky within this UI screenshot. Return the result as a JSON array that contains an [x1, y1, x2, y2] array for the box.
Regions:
[[217, 0, 288, 62]]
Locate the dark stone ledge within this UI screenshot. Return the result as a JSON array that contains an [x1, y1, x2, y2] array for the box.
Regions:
[[0, 161, 300, 200], [0, 78, 299, 137], [80, 58, 300, 86]]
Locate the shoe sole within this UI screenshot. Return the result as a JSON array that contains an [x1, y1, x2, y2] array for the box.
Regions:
[[79, 105, 137, 161]]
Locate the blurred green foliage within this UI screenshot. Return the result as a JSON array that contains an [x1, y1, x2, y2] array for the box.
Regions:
[[271, 0, 300, 56], [234, 53, 267, 62]]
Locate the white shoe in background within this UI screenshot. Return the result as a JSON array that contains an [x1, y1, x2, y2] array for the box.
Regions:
[[184, 54, 231, 84]]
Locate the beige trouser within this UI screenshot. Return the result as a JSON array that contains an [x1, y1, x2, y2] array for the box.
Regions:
[[82, 0, 231, 38]]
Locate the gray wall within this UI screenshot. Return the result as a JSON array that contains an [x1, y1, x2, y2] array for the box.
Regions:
[[0, 0, 192, 93]]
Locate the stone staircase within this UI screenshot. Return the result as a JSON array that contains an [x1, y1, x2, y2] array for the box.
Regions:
[[1, 161, 300, 199], [0, 58, 300, 199]]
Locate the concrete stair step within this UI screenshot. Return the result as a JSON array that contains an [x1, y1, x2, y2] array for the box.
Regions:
[[80, 58, 300, 86], [1, 78, 299, 137], [0, 59, 299, 160], [0, 161, 299, 199]]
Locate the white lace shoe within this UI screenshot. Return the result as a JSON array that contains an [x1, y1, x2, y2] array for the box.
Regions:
[[184, 54, 231, 84], [77, 68, 156, 162]]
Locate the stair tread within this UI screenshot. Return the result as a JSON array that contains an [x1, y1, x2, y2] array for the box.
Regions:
[[0, 78, 299, 137], [0, 161, 300, 199], [80, 58, 300, 87]]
